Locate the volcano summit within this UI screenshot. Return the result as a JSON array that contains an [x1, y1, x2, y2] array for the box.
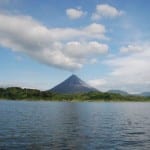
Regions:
[[50, 75, 98, 94]]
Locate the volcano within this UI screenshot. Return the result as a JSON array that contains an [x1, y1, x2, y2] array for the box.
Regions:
[[50, 74, 98, 94]]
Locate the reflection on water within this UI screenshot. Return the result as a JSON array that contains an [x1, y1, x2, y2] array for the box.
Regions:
[[0, 101, 150, 149]]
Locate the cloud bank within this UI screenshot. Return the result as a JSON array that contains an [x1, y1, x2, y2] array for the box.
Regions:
[[89, 43, 150, 93], [0, 13, 108, 70]]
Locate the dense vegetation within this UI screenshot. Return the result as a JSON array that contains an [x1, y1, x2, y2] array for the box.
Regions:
[[0, 87, 150, 101]]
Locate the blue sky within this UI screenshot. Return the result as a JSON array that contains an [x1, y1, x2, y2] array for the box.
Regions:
[[0, 0, 150, 93]]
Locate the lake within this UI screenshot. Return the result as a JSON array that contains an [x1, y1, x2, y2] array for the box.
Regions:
[[0, 100, 150, 149]]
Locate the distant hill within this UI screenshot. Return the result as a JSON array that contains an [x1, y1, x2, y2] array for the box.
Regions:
[[141, 92, 150, 97], [50, 74, 98, 94], [107, 90, 129, 96]]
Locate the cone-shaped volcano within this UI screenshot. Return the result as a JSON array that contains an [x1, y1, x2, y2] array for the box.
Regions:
[[50, 74, 98, 94]]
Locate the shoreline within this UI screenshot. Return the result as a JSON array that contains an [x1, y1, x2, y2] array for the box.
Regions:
[[1, 98, 150, 102]]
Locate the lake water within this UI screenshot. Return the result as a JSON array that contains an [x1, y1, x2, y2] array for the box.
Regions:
[[0, 100, 150, 150]]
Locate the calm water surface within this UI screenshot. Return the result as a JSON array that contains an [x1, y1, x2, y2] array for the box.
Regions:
[[0, 100, 150, 150]]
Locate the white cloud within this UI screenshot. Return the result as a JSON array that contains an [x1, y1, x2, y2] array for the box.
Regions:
[[88, 79, 107, 88], [92, 43, 150, 93], [64, 41, 108, 58], [66, 8, 86, 20], [92, 4, 123, 20], [0, 13, 108, 71], [120, 44, 145, 53], [108, 44, 150, 81], [84, 23, 105, 36], [90, 58, 98, 64]]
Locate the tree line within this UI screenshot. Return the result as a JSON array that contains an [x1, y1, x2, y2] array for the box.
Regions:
[[0, 87, 149, 101]]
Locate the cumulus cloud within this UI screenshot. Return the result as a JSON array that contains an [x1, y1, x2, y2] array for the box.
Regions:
[[92, 4, 123, 20], [120, 44, 145, 53], [91, 43, 150, 93], [66, 8, 86, 20], [0, 13, 108, 70], [88, 79, 107, 88], [64, 41, 108, 58]]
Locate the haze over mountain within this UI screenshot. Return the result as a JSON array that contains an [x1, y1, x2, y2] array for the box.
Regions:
[[140, 92, 150, 97], [50, 74, 98, 94], [107, 90, 129, 96]]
